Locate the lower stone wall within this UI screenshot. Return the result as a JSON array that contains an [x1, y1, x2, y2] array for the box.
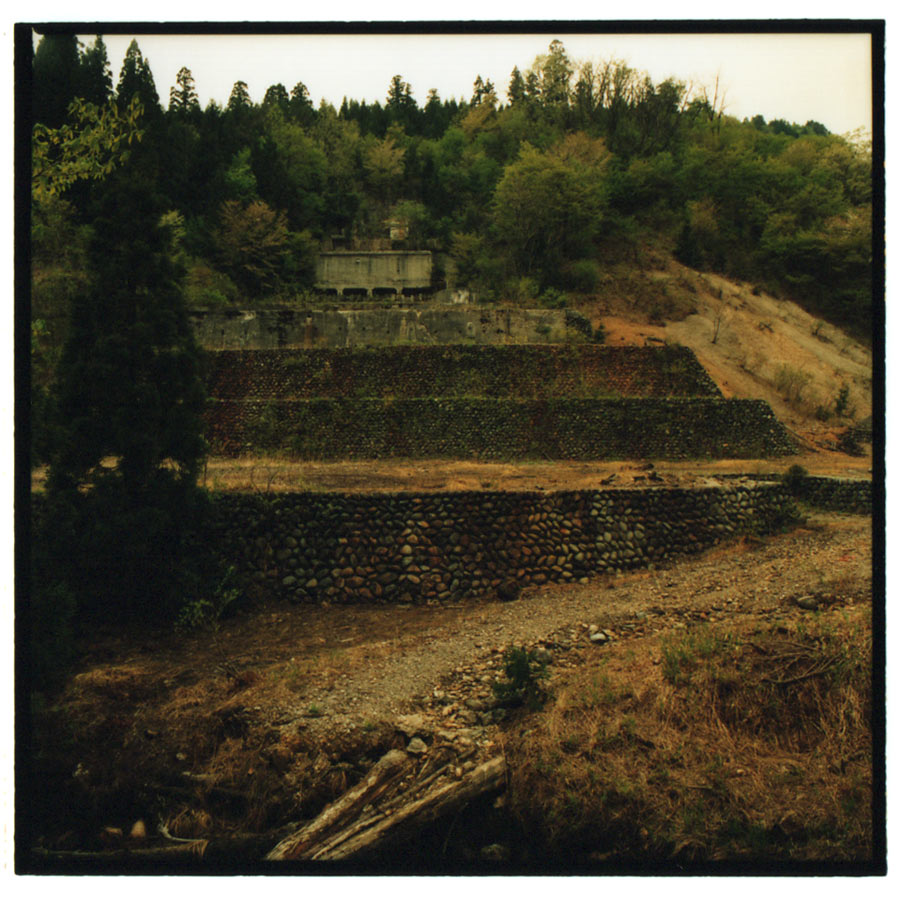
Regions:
[[791, 476, 872, 514], [205, 397, 796, 459], [721, 473, 873, 514], [209, 484, 799, 605]]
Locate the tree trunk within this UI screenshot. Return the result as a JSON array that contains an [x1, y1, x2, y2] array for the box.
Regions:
[[269, 755, 507, 862], [266, 748, 411, 861]]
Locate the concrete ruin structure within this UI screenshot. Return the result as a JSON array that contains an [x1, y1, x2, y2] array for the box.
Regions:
[[315, 250, 433, 296]]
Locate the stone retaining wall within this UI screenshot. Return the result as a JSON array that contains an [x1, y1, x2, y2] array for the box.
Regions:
[[790, 476, 872, 514], [720, 473, 873, 514], [205, 345, 722, 401], [205, 397, 796, 459], [189, 306, 591, 350], [209, 484, 799, 605]]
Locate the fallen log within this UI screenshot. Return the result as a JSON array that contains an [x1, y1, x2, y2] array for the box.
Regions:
[[29, 829, 283, 866], [266, 748, 411, 861], [278, 755, 507, 862]]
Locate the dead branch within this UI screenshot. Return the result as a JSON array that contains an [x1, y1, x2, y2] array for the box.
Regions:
[[312, 756, 507, 861], [266, 748, 411, 861]]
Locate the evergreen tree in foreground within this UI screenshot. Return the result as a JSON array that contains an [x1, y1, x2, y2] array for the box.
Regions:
[[44, 160, 209, 617]]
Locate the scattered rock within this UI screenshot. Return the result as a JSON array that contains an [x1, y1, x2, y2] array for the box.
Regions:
[[406, 737, 428, 755], [100, 827, 123, 846], [480, 843, 511, 862], [130, 820, 147, 840], [396, 714, 430, 737]]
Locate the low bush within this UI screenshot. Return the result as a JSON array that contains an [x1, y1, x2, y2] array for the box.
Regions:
[[493, 646, 549, 710]]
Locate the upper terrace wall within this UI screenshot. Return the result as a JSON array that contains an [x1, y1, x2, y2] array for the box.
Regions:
[[205, 345, 723, 401], [188, 307, 591, 350]]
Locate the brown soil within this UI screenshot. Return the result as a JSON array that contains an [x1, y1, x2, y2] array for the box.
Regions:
[[30, 509, 872, 863], [32, 450, 872, 496], [589, 262, 872, 436], [191, 452, 871, 494]]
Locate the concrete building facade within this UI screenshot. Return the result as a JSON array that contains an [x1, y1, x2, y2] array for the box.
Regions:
[[315, 250, 432, 295]]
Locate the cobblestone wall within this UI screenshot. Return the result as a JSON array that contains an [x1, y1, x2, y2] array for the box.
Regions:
[[208, 484, 799, 605]]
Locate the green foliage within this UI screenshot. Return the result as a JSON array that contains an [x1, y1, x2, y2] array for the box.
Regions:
[[214, 199, 291, 296], [493, 646, 549, 710], [40, 159, 212, 622], [834, 384, 852, 418], [32, 95, 145, 202], [116, 39, 161, 118], [563, 258, 602, 293], [539, 287, 568, 309], [782, 464, 809, 494], [183, 261, 239, 308], [492, 137, 608, 285], [773, 363, 812, 406], [176, 566, 241, 631], [660, 626, 732, 686]]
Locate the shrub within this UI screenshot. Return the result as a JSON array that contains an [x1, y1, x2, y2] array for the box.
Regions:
[[782, 464, 809, 494], [539, 287, 568, 310], [493, 646, 549, 710], [773, 364, 812, 405], [184, 262, 239, 308], [564, 258, 602, 293], [834, 384, 852, 418], [176, 566, 241, 632]]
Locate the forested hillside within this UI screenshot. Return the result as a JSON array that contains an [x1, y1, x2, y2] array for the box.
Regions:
[[31, 35, 873, 340]]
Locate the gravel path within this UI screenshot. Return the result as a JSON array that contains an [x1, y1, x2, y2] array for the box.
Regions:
[[285, 511, 872, 740]]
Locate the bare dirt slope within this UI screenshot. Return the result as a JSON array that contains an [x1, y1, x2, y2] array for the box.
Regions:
[[595, 261, 872, 452]]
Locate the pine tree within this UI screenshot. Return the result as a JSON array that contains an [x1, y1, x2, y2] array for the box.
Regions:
[[262, 83, 290, 112], [508, 66, 526, 105], [78, 35, 113, 107], [32, 32, 81, 128], [45, 158, 209, 616], [471, 74, 486, 106], [116, 39, 161, 118], [49, 164, 206, 497], [168, 66, 200, 116], [227, 80, 252, 112], [290, 81, 315, 125]]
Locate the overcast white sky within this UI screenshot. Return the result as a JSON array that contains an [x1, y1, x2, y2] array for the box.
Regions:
[[78, 30, 873, 137]]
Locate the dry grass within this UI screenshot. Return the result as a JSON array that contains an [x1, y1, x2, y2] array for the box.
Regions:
[[502, 606, 872, 863]]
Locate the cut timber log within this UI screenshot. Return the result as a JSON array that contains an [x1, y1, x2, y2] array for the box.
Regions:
[[317, 756, 507, 861], [266, 748, 411, 861], [269, 755, 507, 862]]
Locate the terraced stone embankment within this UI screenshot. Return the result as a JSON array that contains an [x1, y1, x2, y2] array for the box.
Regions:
[[209, 483, 798, 605], [204, 345, 722, 400], [205, 396, 795, 459]]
